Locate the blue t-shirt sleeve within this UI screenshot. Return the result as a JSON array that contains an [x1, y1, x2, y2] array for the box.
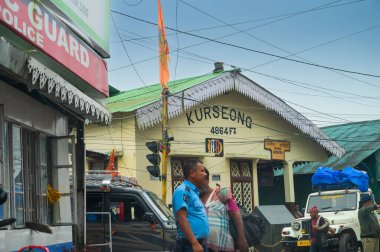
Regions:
[[173, 188, 190, 214]]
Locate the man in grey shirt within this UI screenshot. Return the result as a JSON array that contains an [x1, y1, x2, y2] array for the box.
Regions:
[[358, 194, 380, 252]]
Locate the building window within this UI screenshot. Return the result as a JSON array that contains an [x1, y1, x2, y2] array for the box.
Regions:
[[3, 122, 51, 227], [108, 195, 148, 223], [39, 135, 49, 224], [89, 161, 104, 170], [12, 125, 24, 227], [51, 137, 75, 225], [90, 157, 118, 171]]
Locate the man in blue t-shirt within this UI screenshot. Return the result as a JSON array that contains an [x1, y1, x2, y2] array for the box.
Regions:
[[173, 159, 209, 252]]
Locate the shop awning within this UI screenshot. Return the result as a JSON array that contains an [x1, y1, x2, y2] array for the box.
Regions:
[[0, 37, 111, 124]]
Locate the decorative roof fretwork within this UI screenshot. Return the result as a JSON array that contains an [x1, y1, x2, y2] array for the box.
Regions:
[[134, 71, 344, 157]]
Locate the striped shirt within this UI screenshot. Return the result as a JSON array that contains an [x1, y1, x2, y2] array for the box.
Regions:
[[205, 188, 236, 252]]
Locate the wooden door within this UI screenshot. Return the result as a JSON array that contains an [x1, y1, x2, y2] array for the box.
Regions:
[[230, 160, 253, 212]]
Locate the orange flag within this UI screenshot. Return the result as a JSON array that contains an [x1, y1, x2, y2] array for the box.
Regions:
[[158, 0, 169, 88], [106, 149, 119, 179], [106, 149, 115, 171]]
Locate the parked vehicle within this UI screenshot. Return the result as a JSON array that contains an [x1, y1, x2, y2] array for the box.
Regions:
[[281, 183, 380, 252], [85, 171, 177, 251]]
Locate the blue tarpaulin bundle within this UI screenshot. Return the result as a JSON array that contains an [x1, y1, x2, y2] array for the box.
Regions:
[[312, 166, 368, 192]]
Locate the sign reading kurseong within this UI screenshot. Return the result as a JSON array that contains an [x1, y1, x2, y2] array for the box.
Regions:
[[0, 0, 108, 96]]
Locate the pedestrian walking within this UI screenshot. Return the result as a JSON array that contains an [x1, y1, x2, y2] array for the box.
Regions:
[[358, 194, 380, 252], [309, 206, 329, 252], [200, 168, 248, 252], [172, 159, 209, 252]]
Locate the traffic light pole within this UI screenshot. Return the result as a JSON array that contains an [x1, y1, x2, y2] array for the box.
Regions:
[[161, 88, 169, 203]]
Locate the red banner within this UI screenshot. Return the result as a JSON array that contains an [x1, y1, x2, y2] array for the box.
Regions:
[[0, 0, 108, 96]]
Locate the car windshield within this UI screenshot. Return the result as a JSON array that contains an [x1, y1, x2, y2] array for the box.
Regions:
[[307, 193, 357, 213], [145, 191, 174, 222]]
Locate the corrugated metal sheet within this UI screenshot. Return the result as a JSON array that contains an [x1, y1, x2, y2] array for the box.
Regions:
[[107, 72, 224, 113], [275, 120, 380, 175]]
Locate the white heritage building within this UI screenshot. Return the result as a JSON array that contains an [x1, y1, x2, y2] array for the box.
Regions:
[[86, 63, 344, 213]]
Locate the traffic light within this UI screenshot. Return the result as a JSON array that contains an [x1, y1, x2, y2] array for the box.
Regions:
[[146, 141, 161, 177]]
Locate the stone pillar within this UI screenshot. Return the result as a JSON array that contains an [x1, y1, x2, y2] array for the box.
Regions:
[[283, 160, 295, 215], [252, 159, 259, 207]]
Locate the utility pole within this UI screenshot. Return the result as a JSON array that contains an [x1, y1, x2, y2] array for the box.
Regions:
[[161, 88, 169, 203], [158, 0, 170, 203]]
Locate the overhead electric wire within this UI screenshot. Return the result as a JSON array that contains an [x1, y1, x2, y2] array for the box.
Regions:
[[228, 66, 380, 117], [107, 93, 380, 123], [250, 24, 380, 69], [173, 0, 180, 92], [246, 26, 380, 89], [109, 24, 380, 93], [108, 25, 216, 71], [180, 0, 373, 78], [178, 0, 380, 94], [107, 3, 380, 125], [110, 28, 212, 65], [110, 13, 151, 91], [105, 125, 133, 177], [268, 87, 380, 100], [112, 16, 380, 91], [111, 1, 380, 78], [109, 26, 380, 115], [243, 69, 380, 108], [118, 0, 365, 43], [108, 60, 379, 125], [107, 64, 379, 125]]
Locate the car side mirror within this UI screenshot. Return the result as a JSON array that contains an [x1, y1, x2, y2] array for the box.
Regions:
[[142, 212, 155, 223]]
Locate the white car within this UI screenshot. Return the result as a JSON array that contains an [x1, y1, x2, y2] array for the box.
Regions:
[[281, 184, 380, 252]]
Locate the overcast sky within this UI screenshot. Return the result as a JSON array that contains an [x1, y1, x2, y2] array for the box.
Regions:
[[107, 0, 380, 127]]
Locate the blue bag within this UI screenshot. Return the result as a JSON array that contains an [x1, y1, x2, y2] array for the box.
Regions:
[[312, 167, 337, 185], [333, 170, 348, 183], [342, 166, 368, 192]]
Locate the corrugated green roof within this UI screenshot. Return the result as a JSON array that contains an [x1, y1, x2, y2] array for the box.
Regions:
[[107, 71, 225, 113], [290, 120, 380, 174]]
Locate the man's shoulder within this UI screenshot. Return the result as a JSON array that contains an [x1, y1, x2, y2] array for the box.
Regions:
[[173, 183, 191, 195], [359, 204, 376, 214]]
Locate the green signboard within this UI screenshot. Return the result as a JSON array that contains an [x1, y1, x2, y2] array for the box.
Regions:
[[50, 0, 110, 57]]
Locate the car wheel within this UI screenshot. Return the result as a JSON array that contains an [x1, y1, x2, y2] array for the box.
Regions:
[[338, 233, 357, 252]]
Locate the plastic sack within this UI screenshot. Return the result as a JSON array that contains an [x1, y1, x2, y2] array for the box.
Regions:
[[312, 166, 369, 192], [342, 166, 368, 192], [312, 167, 338, 185]]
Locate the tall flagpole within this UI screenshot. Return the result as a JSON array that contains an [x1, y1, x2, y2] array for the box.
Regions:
[[158, 0, 170, 203], [161, 89, 169, 203]]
